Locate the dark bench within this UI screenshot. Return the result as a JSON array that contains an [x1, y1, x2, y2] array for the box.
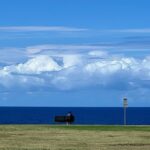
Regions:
[[54, 116, 75, 124]]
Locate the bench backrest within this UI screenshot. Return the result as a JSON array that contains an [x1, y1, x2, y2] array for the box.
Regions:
[[55, 116, 75, 123]]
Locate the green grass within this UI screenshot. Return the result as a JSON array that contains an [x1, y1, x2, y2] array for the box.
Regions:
[[50, 125, 150, 131], [0, 125, 149, 150]]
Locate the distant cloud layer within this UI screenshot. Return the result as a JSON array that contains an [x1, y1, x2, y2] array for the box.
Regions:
[[1, 26, 150, 33], [0, 45, 150, 91], [0, 26, 87, 32]]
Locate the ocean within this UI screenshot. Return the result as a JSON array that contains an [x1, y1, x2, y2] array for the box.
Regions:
[[0, 107, 150, 125]]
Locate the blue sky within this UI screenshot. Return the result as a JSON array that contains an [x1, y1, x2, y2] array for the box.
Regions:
[[0, 0, 150, 106]]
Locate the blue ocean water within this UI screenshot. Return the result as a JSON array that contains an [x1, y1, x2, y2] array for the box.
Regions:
[[0, 107, 150, 125]]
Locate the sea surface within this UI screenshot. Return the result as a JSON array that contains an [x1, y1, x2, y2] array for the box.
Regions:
[[0, 107, 150, 125]]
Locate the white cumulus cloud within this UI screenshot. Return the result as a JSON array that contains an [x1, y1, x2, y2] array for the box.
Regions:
[[3, 55, 62, 74], [0, 49, 150, 91]]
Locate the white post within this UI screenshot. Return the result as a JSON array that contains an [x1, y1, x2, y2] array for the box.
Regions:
[[123, 97, 128, 126]]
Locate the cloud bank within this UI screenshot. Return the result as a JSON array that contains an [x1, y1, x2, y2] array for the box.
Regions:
[[0, 46, 150, 91]]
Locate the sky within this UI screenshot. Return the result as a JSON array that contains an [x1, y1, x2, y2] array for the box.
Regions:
[[0, 0, 150, 106]]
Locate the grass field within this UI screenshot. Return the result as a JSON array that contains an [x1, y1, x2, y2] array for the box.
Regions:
[[0, 125, 150, 150]]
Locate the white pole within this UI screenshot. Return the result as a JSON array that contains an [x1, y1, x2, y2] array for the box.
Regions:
[[123, 98, 128, 126], [124, 106, 126, 125]]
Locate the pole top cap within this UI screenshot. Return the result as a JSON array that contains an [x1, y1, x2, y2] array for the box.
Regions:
[[123, 97, 128, 107]]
